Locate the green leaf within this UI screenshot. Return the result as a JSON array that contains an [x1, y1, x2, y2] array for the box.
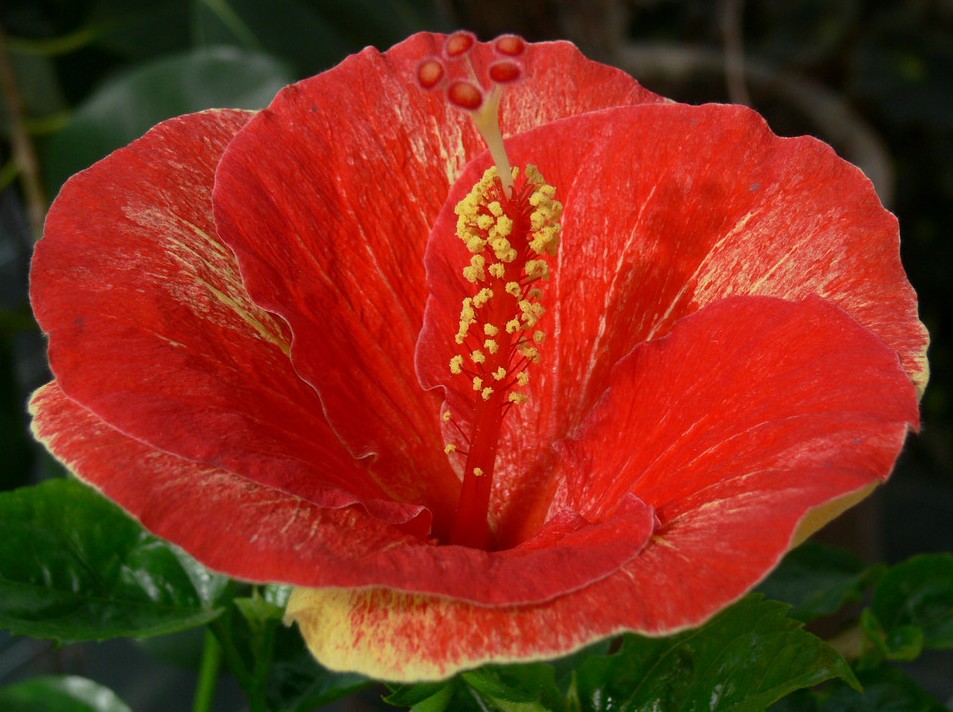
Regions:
[[384, 681, 456, 710], [462, 663, 567, 711], [234, 590, 285, 629], [871, 553, 953, 650], [757, 541, 878, 622], [0, 675, 132, 712], [191, 0, 350, 75], [263, 583, 293, 608], [190, 0, 442, 76], [861, 609, 924, 663], [819, 665, 948, 711], [768, 688, 821, 711], [43, 45, 293, 192], [576, 596, 859, 711], [266, 655, 368, 712], [0, 478, 224, 641], [462, 669, 544, 703]]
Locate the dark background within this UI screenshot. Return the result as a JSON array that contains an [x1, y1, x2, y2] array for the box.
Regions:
[[1, 1, 951, 709]]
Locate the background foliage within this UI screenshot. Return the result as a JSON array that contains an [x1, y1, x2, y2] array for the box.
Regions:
[[1, 1, 951, 710]]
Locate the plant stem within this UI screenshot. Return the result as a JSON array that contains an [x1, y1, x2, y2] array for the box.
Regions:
[[209, 614, 271, 712], [193, 629, 223, 712], [210, 617, 253, 689], [249, 622, 277, 712]]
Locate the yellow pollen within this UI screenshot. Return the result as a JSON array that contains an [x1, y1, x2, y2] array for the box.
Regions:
[[529, 184, 556, 205], [467, 235, 487, 252], [525, 259, 549, 280], [456, 296, 476, 342], [473, 288, 493, 308], [519, 299, 544, 326], [460, 297, 475, 320], [519, 345, 541, 363], [530, 210, 548, 230], [529, 227, 559, 256], [490, 236, 517, 262], [523, 177, 562, 256], [494, 215, 514, 237], [462, 255, 486, 283], [443, 161, 564, 504]]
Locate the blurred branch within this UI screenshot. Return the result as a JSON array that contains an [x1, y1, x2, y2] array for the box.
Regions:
[[24, 110, 71, 137], [4, 26, 97, 56], [721, 0, 751, 106], [0, 24, 48, 241]]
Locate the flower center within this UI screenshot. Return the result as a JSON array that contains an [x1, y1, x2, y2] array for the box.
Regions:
[[417, 33, 563, 548]]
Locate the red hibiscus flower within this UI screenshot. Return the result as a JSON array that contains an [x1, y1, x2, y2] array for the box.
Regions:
[[30, 32, 926, 681]]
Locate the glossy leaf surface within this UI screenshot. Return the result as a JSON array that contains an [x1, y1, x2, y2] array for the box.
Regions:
[[0, 478, 224, 641], [0, 676, 132, 712], [575, 597, 858, 712], [758, 541, 878, 622], [44, 46, 292, 191], [870, 554, 953, 650]]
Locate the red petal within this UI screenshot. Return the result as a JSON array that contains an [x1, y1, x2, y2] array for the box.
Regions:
[[31, 110, 425, 531], [212, 33, 662, 533], [289, 295, 918, 682], [558, 295, 919, 518], [30, 382, 427, 581], [418, 101, 927, 544], [32, 382, 655, 604]]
